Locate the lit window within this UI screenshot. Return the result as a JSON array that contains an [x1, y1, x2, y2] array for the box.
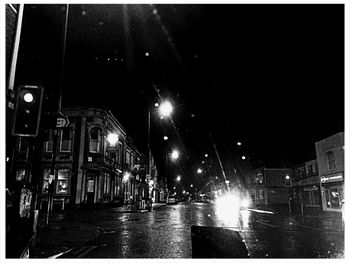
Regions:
[[42, 169, 51, 193], [56, 169, 69, 194], [16, 169, 25, 181]]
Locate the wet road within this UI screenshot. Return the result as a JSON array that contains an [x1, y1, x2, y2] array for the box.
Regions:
[[60, 202, 344, 258]]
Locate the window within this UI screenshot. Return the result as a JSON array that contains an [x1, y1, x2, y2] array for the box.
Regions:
[[307, 165, 313, 175], [126, 151, 130, 164], [326, 151, 336, 170], [56, 169, 69, 194], [43, 130, 53, 152], [16, 169, 25, 181], [42, 169, 51, 193], [89, 127, 101, 153], [325, 187, 340, 209], [303, 190, 320, 206], [104, 173, 111, 195], [60, 128, 73, 152], [19, 137, 29, 152]]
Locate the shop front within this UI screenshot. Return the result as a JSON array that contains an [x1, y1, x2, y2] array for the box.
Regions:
[[320, 173, 344, 212]]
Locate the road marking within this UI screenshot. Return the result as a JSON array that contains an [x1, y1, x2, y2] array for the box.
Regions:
[[255, 220, 279, 228], [73, 245, 98, 258], [247, 208, 274, 214], [48, 248, 73, 258]]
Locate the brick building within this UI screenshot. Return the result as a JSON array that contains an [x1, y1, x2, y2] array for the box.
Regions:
[[11, 107, 158, 209], [315, 132, 344, 212]]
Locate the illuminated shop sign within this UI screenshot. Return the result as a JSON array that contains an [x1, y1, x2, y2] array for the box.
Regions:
[[320, 173, 343, 183]]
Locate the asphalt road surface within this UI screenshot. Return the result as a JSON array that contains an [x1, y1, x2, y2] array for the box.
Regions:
[[60, 202, 344, 258]]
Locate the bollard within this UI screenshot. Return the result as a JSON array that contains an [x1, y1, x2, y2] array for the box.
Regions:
[[191, 225, 250, 258]]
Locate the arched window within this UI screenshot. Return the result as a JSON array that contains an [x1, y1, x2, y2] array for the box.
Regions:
[[326, 151, 336, 170], [89, 127, 101, 153]]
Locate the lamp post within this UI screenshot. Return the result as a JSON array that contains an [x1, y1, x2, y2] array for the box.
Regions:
[[147, 100, 173, 201]]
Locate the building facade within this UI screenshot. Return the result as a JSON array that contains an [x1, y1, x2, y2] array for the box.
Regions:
[[246, 167, 292, 210], [291, 160, 322, 215], [315, 132, 344, 212], [11, 107, 155, 209]]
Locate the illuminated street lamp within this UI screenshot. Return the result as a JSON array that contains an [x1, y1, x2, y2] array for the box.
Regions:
[[158, 100, 173, 118], [197, 168, 203, 174], [241, 155, 246, 160], [107, 133, 119, 147], [163, 135, 169, 141], [176, 175, 181, 182], [123, 172, 131, 182], [190, 184, 193, 188], [204, 153, 208, 158], [225, 180, 230, 185], [171, 149, 180, 161], [237, 141, 242, 146], [285, 175, 290, 180]]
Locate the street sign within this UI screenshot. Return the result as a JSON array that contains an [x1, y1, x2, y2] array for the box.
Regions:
[[56, 117, 70, 128]]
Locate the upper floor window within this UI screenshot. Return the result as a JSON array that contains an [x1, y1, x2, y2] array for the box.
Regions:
[[326, 151, 336, 170], [307, 165, 313, 175], [19, 137, 29, 152], [43, 130, 53, 152], [89, 127, 101, 153], [125, 150, 131, 164], [60, 128, 73, 152]]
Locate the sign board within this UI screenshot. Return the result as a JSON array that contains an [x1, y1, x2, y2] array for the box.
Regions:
[[56, 117, 70, 128], [320, 173, 343, 184]]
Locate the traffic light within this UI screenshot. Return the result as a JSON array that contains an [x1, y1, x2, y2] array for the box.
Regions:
[[12, 85, 44, 137]]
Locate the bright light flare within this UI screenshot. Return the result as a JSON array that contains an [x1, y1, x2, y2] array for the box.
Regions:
[[171, 150, 180, 160], [123, 172, 130, 181], [241, 198, 251, 208], [215, 192, 240, 227], [158, 101, 173, 117], [107, 133, 119, 146]]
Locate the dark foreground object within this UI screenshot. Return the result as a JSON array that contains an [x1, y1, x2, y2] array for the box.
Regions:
[[191, 225, 250, 258]]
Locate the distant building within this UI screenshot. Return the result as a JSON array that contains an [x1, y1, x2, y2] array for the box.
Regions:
[[291, 159, 322, 215], [11, 107, 151, 209], [315, 132, 344, 212], [246, 167, 292, 210]]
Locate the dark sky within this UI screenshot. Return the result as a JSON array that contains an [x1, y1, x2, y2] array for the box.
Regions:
[[15, 4, 344, 188]]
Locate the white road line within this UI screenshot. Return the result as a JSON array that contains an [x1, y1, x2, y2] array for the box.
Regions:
[[255, 220, 279, 228], [48, 248, 73, 259], [77, 246, 98, 258]]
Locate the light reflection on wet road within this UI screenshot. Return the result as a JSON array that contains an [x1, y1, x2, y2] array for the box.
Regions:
[[65, 202, 344, 258]]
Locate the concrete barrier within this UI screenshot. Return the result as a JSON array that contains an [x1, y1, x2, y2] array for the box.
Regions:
[[191, 225, 250, 258]]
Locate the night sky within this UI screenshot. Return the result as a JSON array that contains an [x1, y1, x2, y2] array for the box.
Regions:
[[14, 4, 344, 188]]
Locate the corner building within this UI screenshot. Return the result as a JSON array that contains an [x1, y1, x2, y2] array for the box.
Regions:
[[34, 107, 148, 208]]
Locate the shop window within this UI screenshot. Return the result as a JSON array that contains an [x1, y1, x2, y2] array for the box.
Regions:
[[326, 151, 336, 170], [325, 188, 340, 209], [42, 169, 51, 193], [303, 190, 320, 206], [16, 169, 25, 181], [60, 128, 73, 152], [89, 127, 101, 153], [56, 169, 69, 194]]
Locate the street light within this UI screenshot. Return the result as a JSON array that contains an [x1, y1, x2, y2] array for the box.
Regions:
[[197, 168, 203, 174], [204, 153, 208, 158], [107, 133, 119, 147], [241, 155, 246, 160], [171, 149, 180, 161], [237, 141, 242, 146], [190, 184, 193, 188], [158, 100, 173, 118], [176, 175, 181, 182]]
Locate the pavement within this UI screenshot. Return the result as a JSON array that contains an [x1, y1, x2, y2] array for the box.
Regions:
[[29, 202, 167, 258]]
